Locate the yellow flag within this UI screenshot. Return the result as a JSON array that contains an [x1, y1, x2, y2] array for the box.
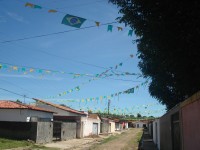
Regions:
[[25, 3, 34, 8], [48, 9, 57, 13], [117, 27, 123, 31], [95, 21, 100, 27]]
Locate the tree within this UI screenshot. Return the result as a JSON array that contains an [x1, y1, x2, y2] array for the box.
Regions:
[[110, 0, 200, 110], [137, 113, 142, 118]]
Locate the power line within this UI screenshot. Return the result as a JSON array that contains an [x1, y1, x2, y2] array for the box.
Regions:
[[0, 87, 32, 99], [0, 22, 117, 44]]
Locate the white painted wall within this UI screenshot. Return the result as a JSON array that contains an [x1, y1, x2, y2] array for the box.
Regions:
[[134, 121, 147, 128], [0, 109, 53, 122], [110, 121, 115, 132], [153, 119, 160, 150], [81, 117, 100, 137]]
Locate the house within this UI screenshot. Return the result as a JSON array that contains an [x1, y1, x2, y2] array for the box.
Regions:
[[100, 117, 116, 133], [132, 120, 148, 128], [159, 91, 200, 150], [33, 98, 87, 140], [114, 119, 123, 131], [82, 113, 101, 137], [153, 118, 160, 150], [0, 100, 54, 143]]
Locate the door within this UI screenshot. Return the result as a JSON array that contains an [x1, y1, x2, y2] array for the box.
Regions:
[[92, 123, 98, 135], [171, 112, 181, 150]]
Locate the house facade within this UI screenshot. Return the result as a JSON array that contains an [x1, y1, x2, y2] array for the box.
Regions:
[[0, 100, 54, 143], [34, 98, 87, 140]]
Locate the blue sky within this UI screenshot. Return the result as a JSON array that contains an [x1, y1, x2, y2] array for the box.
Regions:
[[0, 0, 166, 117]]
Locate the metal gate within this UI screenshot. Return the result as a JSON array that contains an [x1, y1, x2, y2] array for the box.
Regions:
[[53, 121, 61, 140], [171, 112, 181, 150], [92, 123, 98, 135]]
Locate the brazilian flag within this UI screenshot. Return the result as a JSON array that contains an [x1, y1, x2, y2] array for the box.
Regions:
[[62, 14, 86, 28]]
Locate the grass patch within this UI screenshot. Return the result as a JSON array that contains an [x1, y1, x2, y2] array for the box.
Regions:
[[100, 135, 119, 144], [0, 138, 59, 150], [0, 138, 31, 149], [123, 128, 143, 150]]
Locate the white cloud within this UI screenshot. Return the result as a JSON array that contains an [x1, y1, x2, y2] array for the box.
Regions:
[[6, 12, 28, 23]]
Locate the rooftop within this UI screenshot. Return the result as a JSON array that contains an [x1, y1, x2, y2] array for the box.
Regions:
[[0, 100, 54, 113], [33, 98, 87, 115]]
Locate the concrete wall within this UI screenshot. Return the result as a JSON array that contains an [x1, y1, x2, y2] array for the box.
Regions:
[[101, 120, 109, 133], [0, 121, 52, 143], [82, 117, 100, 137], [0, 109, 53, 122], [115, 122, 120, 130], [153, 119, 160, 150], [36, 122, 53, 143], [160, 105, 180, 150], [181, 93, 200, 150], [61, 122, 76, 140]]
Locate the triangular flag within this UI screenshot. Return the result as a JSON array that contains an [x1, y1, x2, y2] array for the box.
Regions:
[[13, 66, 18, 70], [95, 21, 100, 27], [117, 27, 123, 31], [62, 14, 86, 28], [34, 5, 42, 9], [128, 30, 133, 36], [0, 64, 2, 69], [25, 3, 34, 8], [48, 9, 57, 13], [119, 63, 123, 66], [107, 25, 113, 32], [30, 68, 34, 72], [130, 54, 134, 58]]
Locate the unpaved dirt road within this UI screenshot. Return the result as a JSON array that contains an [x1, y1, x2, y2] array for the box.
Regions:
[[44, 128, 142, 150]]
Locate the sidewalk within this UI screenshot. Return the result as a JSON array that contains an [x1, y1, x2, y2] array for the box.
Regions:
[[139, 129, 157, 150]]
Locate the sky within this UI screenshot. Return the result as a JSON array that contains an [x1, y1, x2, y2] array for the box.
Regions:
[[0, 0, 166, 117]]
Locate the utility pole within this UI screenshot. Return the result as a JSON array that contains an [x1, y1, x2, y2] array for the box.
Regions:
[[108, 99, 111, 116]]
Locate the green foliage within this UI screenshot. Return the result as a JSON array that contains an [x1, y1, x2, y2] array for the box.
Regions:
[[110, 0, 200, 109]]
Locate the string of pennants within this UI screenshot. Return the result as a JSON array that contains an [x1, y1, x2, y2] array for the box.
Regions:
[[24, 2, 134, 36], [45, 80, 149, 101], [0, 54, 137, 78]]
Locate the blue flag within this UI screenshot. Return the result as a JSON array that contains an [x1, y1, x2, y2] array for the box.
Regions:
[[62, 14, 86, 28]]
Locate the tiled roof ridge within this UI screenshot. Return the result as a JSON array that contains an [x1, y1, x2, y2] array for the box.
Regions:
[[0, 100, 54, 113], [33, 98, 86, 115]]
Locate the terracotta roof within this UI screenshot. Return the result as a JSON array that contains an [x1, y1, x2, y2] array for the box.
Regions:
[[0, 100, 54, 113], [33, 98, 87, 115], [88, 113, 100, 119]]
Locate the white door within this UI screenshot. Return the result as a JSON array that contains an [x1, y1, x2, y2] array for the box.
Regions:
[[92, 123, 98, 135]]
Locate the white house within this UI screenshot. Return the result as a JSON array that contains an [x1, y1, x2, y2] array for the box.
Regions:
[[82, 113, 101, 137], [0, 100, 54, 143], [133, 121, 148, 128], [0, 100, 53, 122], [153, 119, 160, 150]]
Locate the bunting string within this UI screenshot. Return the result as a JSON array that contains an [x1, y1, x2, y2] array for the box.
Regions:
[[23, 2, 133, 36]]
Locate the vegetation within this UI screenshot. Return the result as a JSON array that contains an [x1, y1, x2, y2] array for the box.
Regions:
[[109, 0, 200, 109], [97, 112, 155, 120], [0, 138, 58, 150]]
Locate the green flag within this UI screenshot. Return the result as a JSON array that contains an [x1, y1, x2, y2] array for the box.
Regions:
[[62, 14, 86, 28], [107, 25, 113, 32], [128, 30, 133, 36]]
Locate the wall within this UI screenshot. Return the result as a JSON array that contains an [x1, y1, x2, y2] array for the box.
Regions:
[[159, 105, 180, 150], [181, 92, 200, 150], [82, 117, 100, 137], [134, 122, 147, 128], [110, 121, 115, 132], [61, 122, 76, 140], [101, 120, 109, 133], [115, 123, 120, 130], [0, 109, 53, 122], [153, 119, 160, 150], [36, 122, 53, 143]]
